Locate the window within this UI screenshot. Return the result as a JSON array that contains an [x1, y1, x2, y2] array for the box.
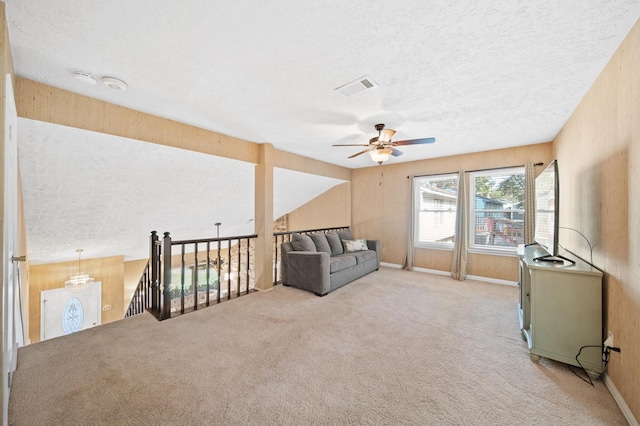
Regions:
[[414, 174, 458, 248], [469, 167, 525, 253]]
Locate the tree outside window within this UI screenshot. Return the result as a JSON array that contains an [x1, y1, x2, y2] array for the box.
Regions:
[[470, 168, 525, 251]]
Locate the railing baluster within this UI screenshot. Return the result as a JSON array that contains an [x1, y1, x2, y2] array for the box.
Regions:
[[194, 242, 199, 310], [180, 244, 185, 315], [227, 241, 231, 300], [206, 241, 211, 307], [236, 238, 241, 296], [245, 237, 249, 293], [273, 234, 279, 286], [217, 238, 222, 303], [126, 261, 149, 318]]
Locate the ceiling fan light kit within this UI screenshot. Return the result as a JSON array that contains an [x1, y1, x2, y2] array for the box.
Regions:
[[369, 147, 393, 165], [333, 123, 436, 165]]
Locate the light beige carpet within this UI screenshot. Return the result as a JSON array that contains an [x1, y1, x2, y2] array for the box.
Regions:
[[9, 268, 627, 425]]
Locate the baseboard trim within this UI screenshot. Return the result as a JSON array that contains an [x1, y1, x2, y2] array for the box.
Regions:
[[603, 373, 639, 426], [379, 264, 517, 286], [466, 274, 518, 287], [412, 266, 451, 276]]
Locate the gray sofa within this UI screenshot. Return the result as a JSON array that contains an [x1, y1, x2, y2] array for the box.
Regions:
[[280, 229, 380, 296]]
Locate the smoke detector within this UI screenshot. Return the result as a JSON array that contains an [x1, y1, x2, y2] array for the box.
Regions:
[[101, 76, 128, 91], [73, 71, 97, 85], [335, 76, 378, 97]]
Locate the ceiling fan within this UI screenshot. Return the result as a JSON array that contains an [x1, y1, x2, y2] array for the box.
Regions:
[[333, 123, 436, 165]]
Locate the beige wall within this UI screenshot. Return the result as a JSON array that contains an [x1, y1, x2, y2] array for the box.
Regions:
[[351, 143, 553, 280], [287, 182, 351, 231], [553, 20, 639, 420], [28, 255, 125, 343]]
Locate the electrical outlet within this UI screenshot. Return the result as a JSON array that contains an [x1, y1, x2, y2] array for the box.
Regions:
[[604, 331, 614, 348]]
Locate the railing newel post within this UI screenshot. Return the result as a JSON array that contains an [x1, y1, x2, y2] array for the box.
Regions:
[[150, 231, 159, 315]]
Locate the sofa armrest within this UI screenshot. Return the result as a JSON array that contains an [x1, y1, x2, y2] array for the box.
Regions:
[[366, 240, 380, 269], [281, 251, 331, 296]]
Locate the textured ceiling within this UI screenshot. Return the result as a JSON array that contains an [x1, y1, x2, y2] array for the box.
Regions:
[[18, 119, 345, 264], [5, 1, 639, 264]]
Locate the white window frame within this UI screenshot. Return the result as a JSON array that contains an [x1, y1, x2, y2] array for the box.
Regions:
[[414, 173, 458, 250], [468, 167, 524, 256]]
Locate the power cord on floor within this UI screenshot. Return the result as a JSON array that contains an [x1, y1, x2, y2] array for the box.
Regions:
[[569, 345, 601, 386], [570, 344, 621, 386]]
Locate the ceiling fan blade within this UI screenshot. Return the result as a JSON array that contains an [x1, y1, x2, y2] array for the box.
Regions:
[[390, 147, 403, 157], [393, 137, 436, 146], [333, 143, 370, 147], [348, 149, 371, 159], [379, 129, 396, 143]]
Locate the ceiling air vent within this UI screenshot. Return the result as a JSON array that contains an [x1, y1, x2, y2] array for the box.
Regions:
[[335, 76, 378, 97]]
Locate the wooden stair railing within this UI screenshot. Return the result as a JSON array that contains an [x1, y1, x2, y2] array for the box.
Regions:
[[126, 226, 350, 320]]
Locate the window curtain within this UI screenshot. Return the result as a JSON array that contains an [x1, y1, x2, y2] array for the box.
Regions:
[[403, 175, 415, 270], [524, 162, 536, 245], [451, 170, 467, 281]]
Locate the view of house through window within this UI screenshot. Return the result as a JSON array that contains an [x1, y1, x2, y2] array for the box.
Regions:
[[414, 173, 458, 248], [469, 167, 525, 251], [414, 167, 525, 252]]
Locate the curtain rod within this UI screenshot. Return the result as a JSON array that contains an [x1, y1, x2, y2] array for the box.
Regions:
[[407, 162, 544, 179]]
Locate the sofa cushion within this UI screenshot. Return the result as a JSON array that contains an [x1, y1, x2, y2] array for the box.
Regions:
[[342, 239, 368, 253], [337, 229, 354, 241], [309, 233, 332, 254], [348, 250, 377, 264], [330, 255, 357, 273], [325, 231, 344, 255], [291, 234, 316, 252]]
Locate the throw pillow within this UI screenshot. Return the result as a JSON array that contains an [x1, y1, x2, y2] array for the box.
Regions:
[[309, 233, 332, 254], [325, 231, 344, 255], [291, 234, 316, 252], [337, 229, 354, 241], [342, 239, 369, 253]]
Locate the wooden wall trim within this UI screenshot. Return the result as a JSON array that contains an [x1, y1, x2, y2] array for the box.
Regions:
[[15, 77, 259, 164], [274, 149, 352, 181], [14, 78, 353, 182]]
